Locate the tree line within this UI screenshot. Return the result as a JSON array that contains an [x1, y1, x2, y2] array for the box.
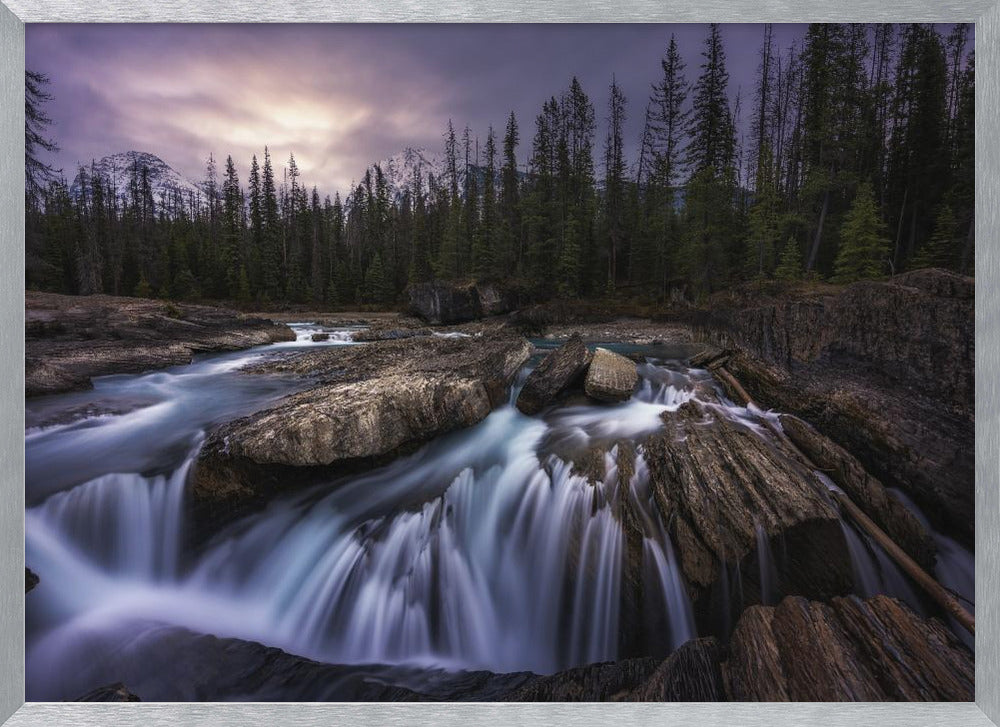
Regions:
[[25, 23, 974, 307]]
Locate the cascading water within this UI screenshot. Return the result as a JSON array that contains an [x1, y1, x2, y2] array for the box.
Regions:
[[26, 331, 710, 698], [24, 327, 974, 699]]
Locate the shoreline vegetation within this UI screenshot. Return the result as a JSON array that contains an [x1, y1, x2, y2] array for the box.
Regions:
[[26, 25, 974, 313]]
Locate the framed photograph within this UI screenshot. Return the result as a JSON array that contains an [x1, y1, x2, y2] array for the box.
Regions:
[[3, 3, 998, 726]]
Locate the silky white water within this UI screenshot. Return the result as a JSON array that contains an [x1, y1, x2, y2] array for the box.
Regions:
[[25, 331, 719, 699], [24, 327, 973, 699]]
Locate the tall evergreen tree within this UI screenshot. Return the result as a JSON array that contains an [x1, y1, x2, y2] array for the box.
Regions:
[[832, 181, 891, 282]]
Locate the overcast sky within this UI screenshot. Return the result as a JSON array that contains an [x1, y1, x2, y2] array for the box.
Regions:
[[25, 24, 963, 197]]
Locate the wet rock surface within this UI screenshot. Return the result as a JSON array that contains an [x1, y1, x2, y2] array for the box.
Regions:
[[191, 334, 532, 525], [57, 595, 968, 702], [26, 292, 295, 397], [643, 401, 853, 618], [584, 348, 639, 402], [516, 334, 592, 414], [689, 270, 974, 547], [778, 413, 936, 571], [723, 595, 974, 701]]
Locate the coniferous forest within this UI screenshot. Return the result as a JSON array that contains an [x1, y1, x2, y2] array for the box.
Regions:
[[26, 23, 974, 307]]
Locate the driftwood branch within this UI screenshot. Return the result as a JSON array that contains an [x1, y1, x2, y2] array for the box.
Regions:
[[713, 363, 975, 637]]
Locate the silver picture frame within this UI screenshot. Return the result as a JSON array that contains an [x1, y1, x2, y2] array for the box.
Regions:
[[2, 3, 997, 725]]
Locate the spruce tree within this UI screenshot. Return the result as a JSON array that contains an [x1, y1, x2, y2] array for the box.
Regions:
[[221, 155, 241, 297], [603, 77, 627, 289], [499, 111, 522, 274], [774, 236, 804, 281], [832, 182, 892, 283], [910, 204, 957, 270]]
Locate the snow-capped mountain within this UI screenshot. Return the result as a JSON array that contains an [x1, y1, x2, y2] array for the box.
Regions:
[[70, 151, 205, 205], [366, 147, 455, 201]]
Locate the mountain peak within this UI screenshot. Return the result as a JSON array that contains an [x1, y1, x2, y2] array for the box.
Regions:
[[70, 151, 205, 204]]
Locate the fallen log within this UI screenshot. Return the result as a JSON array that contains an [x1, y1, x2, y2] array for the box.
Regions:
[[715, 364, 975, 637], [832, 490, 974, 636]]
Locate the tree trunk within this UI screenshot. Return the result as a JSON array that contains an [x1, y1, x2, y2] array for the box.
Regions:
[[806, 188, 829, 271]]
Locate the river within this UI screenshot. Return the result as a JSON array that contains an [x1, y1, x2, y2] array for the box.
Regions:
[[24, 324, 974, 700]]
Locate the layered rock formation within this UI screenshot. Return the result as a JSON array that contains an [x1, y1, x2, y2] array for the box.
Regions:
[[642, 402, 853, 622], [191, 334, 532, 526], [408, 280, 525, 324], [584, 348, 639, 402], [724, 595, 973, 701], [26, 291, 295, 397], [515, 335, 592, 414], [688, 270, 974, 546]]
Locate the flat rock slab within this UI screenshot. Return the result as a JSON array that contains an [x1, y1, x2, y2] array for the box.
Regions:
[[724, 595, 974, 701], [516, 334, 592, 414], [192, 334, 532, 527], [25, 291, 294, 397], [584, 347, 638, 402]]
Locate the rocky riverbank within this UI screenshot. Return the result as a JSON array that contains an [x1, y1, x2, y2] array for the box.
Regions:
[[685, 269, 974, 547], [189, 332, 533, 530], [64, 593, 971, 702], [26, 291, 295, 397]]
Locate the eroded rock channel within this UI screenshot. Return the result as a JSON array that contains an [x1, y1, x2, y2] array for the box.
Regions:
[[25, 277, 974, 701]]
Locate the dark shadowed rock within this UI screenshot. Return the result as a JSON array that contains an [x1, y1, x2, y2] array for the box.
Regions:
[[689, 270, 974, 546], [723, 595, 974, 701], [310, 332, 330, 341], [26, 291, 295, 397], [516, 335, 592, 414], [75, 683, 141, 702], [584, 348, 638, 402], [506, 657, 660, 701], [408, 280, 525, 324], [778, 413, 936, 571], [192, 334, 532, 527], [25, 568, 39, 593], [643, 402, 852, 621], [617, 638, 726, 701]]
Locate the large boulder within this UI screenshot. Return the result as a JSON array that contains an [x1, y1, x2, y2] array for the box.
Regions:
[[584, 347, 638, 402], [724, 595, 974, 701], [688, 270, 974, 546], [515, 335, 592, 414], [408, 280, 525, 324], [25, 291, 295, 397], [643, 401, 853, 625], [191, 334, 532, 526]]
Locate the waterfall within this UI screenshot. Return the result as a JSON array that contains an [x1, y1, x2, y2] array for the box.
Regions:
[[31, 454, 194, 580], [754, 520, 779, 606]]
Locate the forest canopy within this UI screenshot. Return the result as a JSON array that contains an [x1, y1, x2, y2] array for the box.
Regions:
[[25, 23, 974, 306]]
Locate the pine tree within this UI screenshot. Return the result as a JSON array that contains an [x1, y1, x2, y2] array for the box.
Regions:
[[774, 236, 804, 281], [221, 155, 242, 297], [603, 77, 628, 289], [261, 147, 281, 300], [910, 204, 957, 270], [25, 70, 59, 204], [499, 111, 522, 273], [687, 24, 735, 178], [474, 127, 498, 278], [832, 182, 892, 283]]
